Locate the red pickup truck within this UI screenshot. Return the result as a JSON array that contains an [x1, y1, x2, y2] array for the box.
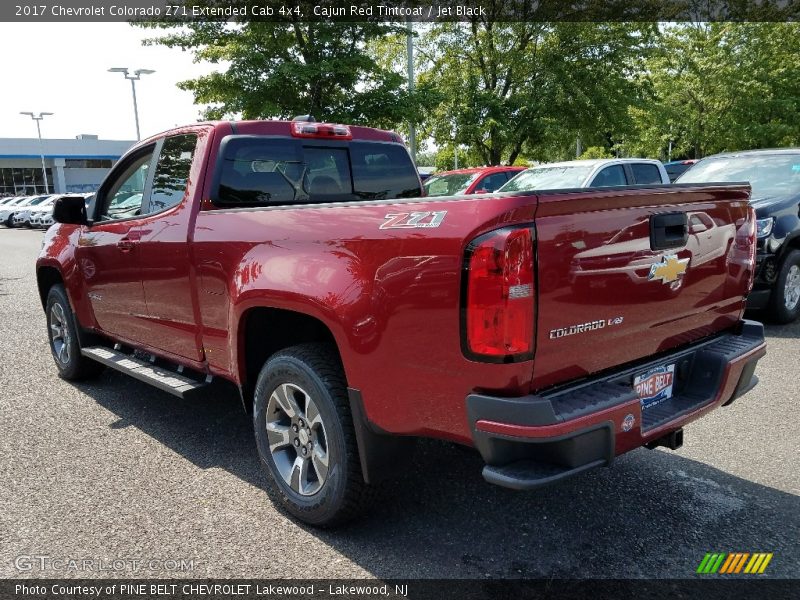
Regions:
[[37, 119, 766, 526]]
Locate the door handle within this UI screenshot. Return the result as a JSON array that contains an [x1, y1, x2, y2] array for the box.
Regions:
[[650, 212, 688, 250], [117, 239, 136, 252]]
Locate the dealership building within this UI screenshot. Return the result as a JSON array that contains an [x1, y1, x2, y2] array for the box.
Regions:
[[0, 135, 134, 196]]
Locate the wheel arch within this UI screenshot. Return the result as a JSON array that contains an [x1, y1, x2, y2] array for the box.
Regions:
[[782, 231, 800, 254], [237, 306, 413, 484], [36, 265, 65, 309], [236, 306, 342, 412]]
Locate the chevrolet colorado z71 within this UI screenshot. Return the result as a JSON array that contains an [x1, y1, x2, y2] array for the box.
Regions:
[[37, 120, 766, 526]]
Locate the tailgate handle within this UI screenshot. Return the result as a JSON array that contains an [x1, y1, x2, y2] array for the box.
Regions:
[[650, 212, 688, 250]]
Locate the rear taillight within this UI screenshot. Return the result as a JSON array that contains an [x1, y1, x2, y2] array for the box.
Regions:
[[735, 207, 757, 293], [463, 227, 535, 361], [745, 207, 757, 292], [290, 121, 352, 139]]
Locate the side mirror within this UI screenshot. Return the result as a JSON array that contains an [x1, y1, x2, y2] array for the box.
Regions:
[[474, 188, 490, 194], [52, 196, 88, 225]]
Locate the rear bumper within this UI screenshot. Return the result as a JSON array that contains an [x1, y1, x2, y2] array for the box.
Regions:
[[466, 320, 767, 490]]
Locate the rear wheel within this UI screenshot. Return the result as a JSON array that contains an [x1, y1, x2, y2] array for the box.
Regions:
[[253, 343, 376, 527], [768, 250, 800, 324], [46, 285, 104, 380]]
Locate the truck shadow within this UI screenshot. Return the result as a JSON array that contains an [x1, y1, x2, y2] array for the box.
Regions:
[[76, 371, 799, 579], [754, 317, 800, 339]]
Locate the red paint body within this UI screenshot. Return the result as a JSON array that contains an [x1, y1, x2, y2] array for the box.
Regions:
[[38, 121, 761, 459]]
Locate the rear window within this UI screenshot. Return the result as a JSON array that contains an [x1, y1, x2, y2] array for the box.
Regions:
[[213, 137, 421, 207]]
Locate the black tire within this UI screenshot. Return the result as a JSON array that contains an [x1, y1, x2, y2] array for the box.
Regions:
[[45, 285, 104, 380], [767, 249, 800, 324], [253, 343, 376, 527]]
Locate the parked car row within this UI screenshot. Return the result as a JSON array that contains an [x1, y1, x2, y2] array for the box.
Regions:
[[422, 151, 800, 323], [423, 158, 671, 198], [0, 193, 93, 230]]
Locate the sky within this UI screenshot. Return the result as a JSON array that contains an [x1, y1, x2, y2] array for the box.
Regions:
[[0, 23, 218, 141]]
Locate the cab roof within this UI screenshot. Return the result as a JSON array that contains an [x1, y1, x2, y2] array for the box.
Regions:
[[141, 119, 405, 146]]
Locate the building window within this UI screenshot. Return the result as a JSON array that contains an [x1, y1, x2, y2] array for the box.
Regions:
[[0, 168, 53, 196], [64, 159, 113, 169]]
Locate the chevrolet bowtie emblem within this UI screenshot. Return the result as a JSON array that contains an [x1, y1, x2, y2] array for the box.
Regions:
[[649, 254, 690, 284]]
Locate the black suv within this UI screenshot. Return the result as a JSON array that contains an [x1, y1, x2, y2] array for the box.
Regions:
[[677, 149, 800, 323]]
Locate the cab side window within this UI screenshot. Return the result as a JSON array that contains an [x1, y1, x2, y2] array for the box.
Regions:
[[591, 165, 627, 187], [98, 149, 154, 221], [630, 163, 662, 185], [148, 134, 198, 214], [478, 172, 510, 192]]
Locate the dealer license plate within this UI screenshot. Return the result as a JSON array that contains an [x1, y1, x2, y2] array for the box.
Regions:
[[633, 363, 675, 410]]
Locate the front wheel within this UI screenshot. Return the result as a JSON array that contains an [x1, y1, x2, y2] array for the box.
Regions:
[[253, 343, 376, 527], [768, 249, 800, 324], [46, 285, 104, 380]]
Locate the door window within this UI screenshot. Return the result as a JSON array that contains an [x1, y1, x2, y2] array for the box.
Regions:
[[591, 165, 627, 187], [630, 163, 663, 184], [477, 172, 510, 192], [98, 150, 154, 221], [148, 135, 198, 214]]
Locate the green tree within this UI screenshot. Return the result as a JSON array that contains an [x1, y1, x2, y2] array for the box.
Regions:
[[138, 18, 435, 128], [433, 146, 486, 171], [579, 146, 614, 159], [628, 23, 800, 159], [416, 20, 656, 165]]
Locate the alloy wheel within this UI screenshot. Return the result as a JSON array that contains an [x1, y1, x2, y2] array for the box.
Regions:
[[784, 264, 800, 311], [49, 302, 71, 365], [266, 383, 330, 496]]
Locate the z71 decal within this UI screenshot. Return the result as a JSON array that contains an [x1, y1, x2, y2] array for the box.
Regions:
[[380, 211, 447, 230]]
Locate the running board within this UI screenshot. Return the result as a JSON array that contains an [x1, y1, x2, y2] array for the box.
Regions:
[[81, 346, 209, 399]]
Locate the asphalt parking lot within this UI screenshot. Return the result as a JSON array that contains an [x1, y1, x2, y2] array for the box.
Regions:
[[0, 228, 797, 580]]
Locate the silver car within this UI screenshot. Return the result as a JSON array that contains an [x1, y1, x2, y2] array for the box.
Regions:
[[499, 158, 670, 192]]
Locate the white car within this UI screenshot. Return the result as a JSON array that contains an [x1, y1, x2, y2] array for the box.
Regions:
[[35, 194, 95, 229], [499, 158, 670, 192], [11, 195, 54, 228], [24, 196, 59, 228], [0, 196, 37, 227]]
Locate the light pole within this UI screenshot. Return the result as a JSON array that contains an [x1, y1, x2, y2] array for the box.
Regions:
[[668, 126, 673, 162], [20, 111, 53, 193], [108, 67, 155, 141]]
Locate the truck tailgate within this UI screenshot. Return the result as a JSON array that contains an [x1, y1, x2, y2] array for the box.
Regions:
[[531, 185, 753, 391]]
